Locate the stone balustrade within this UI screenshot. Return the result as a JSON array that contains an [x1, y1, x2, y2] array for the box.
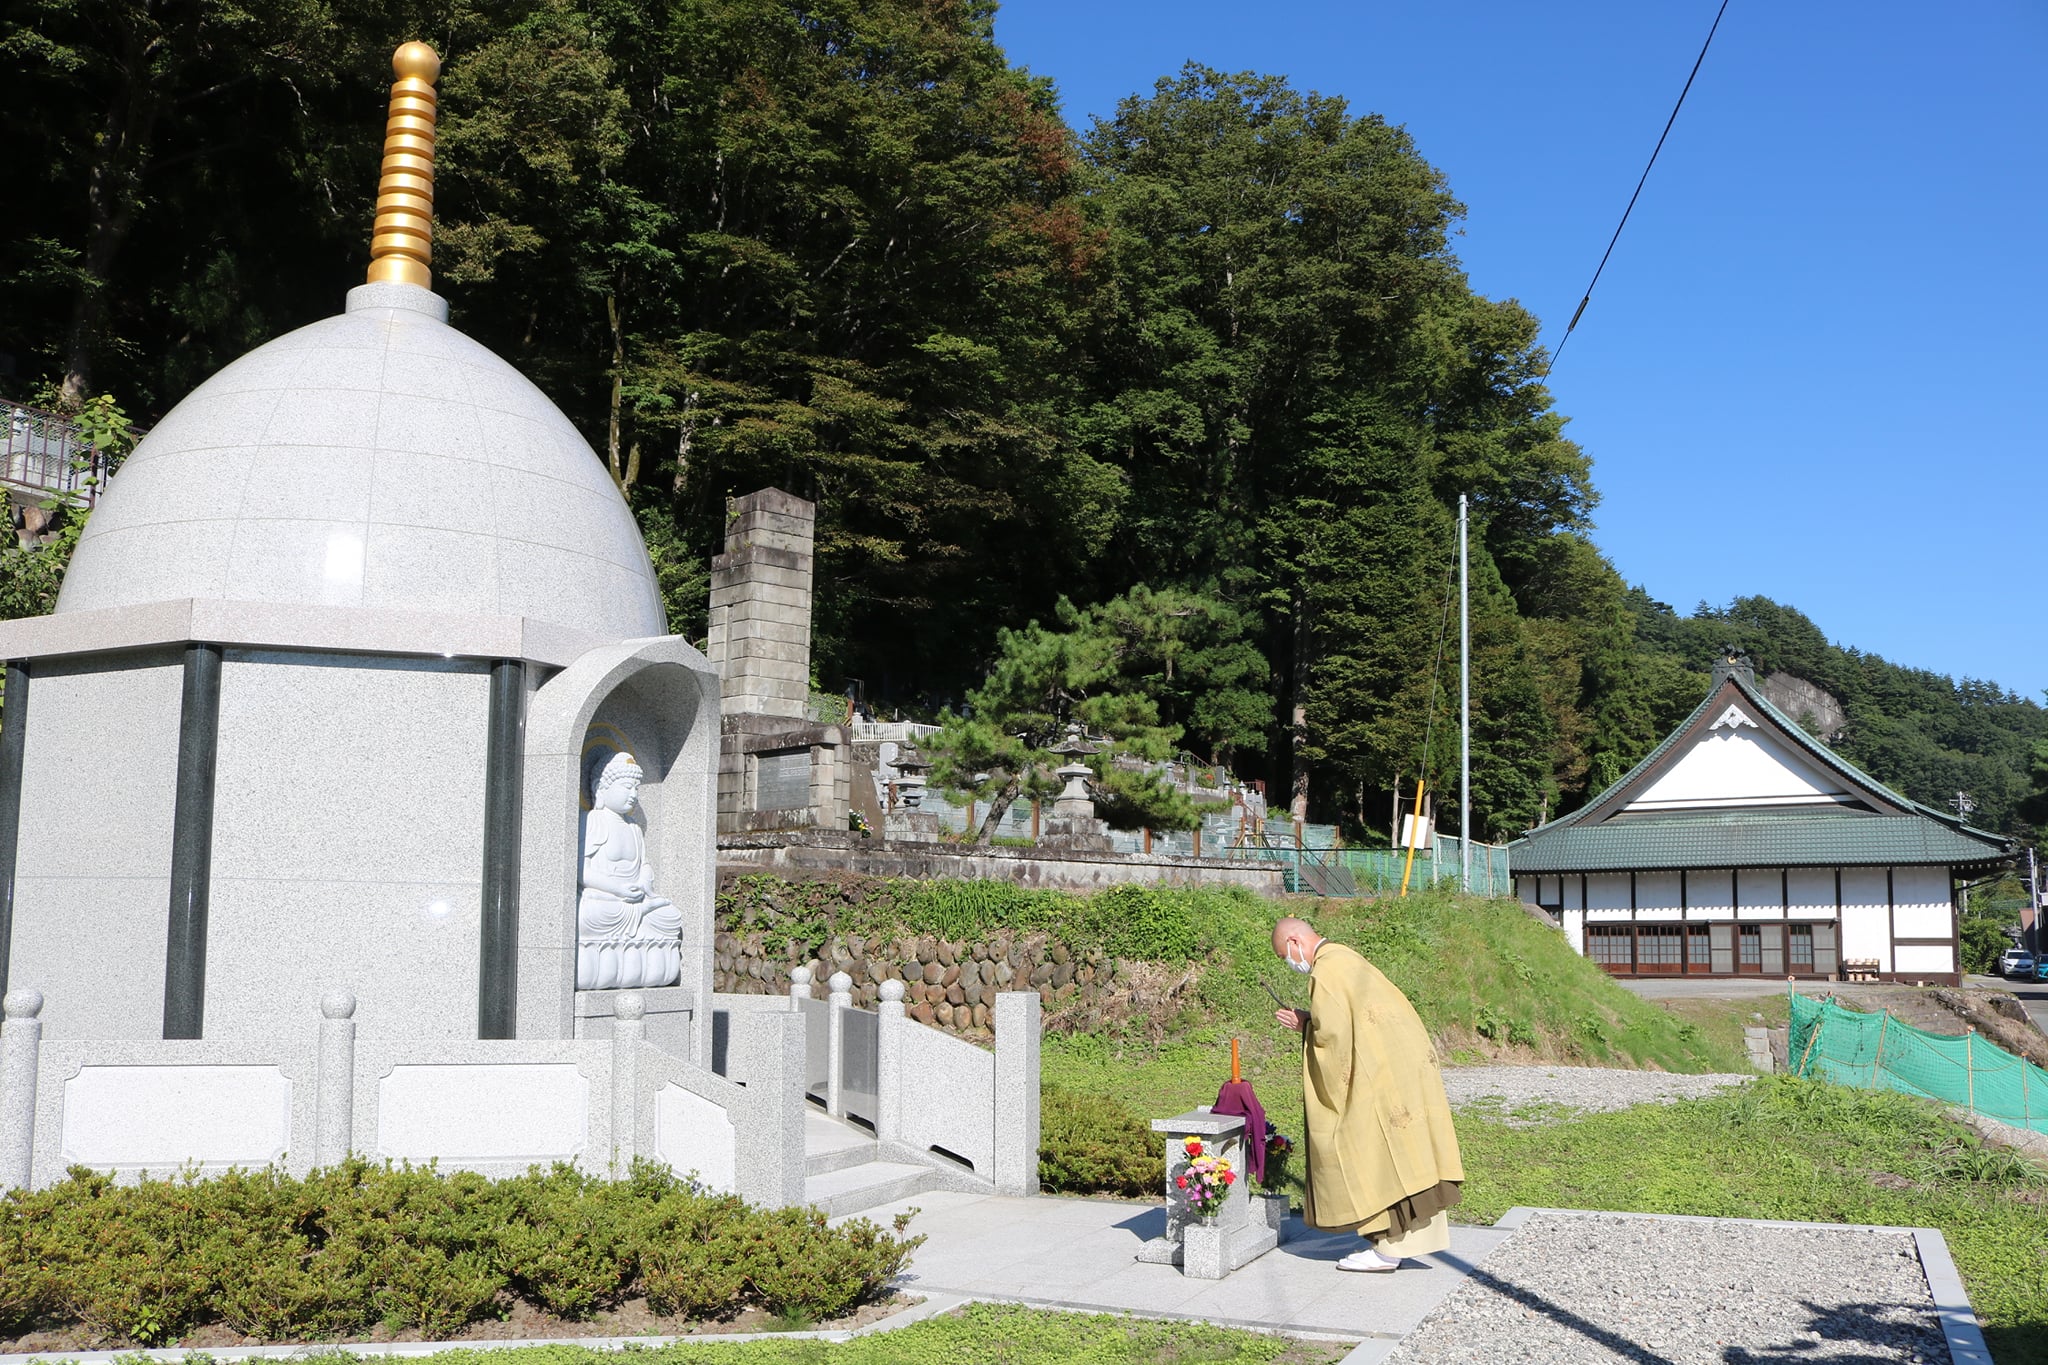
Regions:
[[0, 986, 805, 1205]]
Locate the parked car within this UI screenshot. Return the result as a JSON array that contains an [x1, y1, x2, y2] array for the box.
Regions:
[[2035, 957, 2048, 983], [1999, 948, 2036, 977]]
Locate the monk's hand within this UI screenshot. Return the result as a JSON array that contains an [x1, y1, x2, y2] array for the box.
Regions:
[[1274, 1007, 1305, 1031]]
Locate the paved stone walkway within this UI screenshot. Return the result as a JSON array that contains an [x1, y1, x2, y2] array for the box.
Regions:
[[843, 1194, 1990, 1365], [847, 1189, 1511, 1360]]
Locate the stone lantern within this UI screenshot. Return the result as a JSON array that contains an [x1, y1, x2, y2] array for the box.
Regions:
[[882, 741, 941, 842], [890, 742, 932, 810], [1041, 724, 1112, 850]]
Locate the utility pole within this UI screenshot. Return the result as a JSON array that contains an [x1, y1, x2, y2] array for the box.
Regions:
[[2028, 846, 2041, 958], [1459, 493, 1472, 891]]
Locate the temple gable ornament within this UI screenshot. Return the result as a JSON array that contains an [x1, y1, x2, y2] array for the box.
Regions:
[[577, 750, 683, 989], [1709, 705, 1757, 732]]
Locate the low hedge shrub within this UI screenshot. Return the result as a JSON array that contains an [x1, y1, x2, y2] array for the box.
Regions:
[[1037, 1087, 1162, 1198], [0, 1159, 920, 1346]]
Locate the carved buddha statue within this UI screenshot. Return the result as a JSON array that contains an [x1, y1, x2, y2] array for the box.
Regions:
[[576, 751, 682, 989]]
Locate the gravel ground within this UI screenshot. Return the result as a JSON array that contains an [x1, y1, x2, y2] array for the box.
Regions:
[[1388, 1213, 1949, 1364], [1444, 1065, 1753, 1121]]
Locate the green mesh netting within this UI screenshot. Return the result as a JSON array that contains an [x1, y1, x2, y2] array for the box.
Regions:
[[1788, 992, 2048, 1134]]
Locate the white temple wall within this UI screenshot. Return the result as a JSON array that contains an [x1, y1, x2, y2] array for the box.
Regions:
[[1787, 868, 1836, 914], [1627, 728, 1845, 810], [1735, 868, 1782, 920], [10, 650, 184, 1040], [1839, 868, 1892, 970], [207, 650, 491, 1040], [1893, 902, 1953, 940], [1634, 871, 1683, 921], [1686, 869, 1735, 920], [1891, 866, 1953, 941], [1584, 872, 1630, 920], [1894, 943, 1956, 976]]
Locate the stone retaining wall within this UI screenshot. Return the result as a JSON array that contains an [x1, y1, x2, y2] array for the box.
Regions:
[[714, 928, 1119, 1036], [718, 828, 1288, 895]]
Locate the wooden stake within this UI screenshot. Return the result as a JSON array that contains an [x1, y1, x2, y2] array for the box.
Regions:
[[1399, 778, 1427, 897], [1794, 1002, 1825, 1076], [1230, 1037, 1241, 1083]]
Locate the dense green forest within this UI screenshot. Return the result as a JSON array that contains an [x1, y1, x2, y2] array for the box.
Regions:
[[5, 0, 2042, 841]]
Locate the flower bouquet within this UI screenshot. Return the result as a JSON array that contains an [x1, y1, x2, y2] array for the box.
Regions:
[[1174, 1136, 1236, 1219], [1260, 1119, 1295, 1188]]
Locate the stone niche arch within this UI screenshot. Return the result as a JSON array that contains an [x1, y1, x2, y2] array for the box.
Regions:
[[519, 638, 720, 1059]]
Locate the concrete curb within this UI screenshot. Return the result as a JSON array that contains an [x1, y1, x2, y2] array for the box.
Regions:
[[0, 1295, 967, 1365], [1913, 1228, 1994, 1365]]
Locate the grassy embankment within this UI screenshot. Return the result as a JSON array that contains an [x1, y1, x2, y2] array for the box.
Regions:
[[1038, 883, 1747, 1134]]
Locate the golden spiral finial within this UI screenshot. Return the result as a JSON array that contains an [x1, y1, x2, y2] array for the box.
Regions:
[[366, 42, 442, 289]]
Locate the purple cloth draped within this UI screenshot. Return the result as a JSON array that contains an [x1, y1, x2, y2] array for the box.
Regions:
[[1211, 1079, 1268, 1185]]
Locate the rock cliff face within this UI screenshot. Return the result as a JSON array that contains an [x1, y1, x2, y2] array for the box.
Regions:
[[1762, 671, 1847, 742]]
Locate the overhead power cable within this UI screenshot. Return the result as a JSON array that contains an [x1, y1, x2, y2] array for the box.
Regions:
[[1548, 0, 1732, 369]]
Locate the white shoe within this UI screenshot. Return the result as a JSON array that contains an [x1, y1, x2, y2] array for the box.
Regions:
[[1336, 1248, 1402, 1273]]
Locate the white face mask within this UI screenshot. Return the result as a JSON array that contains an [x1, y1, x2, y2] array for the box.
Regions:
[[1285, 942, 1314, 974]]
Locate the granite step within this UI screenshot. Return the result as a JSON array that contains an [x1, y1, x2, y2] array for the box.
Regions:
[[803, 1160, 935, 1217], [803, 1110, 880, 1176]]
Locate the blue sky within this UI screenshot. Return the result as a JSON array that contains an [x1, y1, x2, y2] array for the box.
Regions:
[[991, 0, 2048, 699]]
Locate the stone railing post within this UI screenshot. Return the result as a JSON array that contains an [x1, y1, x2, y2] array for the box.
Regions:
[[994, 990, 1041, 1197], [874, 978, 905, 1142], [611, 991, 645, 1173], [788, 964, 813, 1009], [826, 970, 852, 1118], [0, 990, 43, 1191], [733, 1010, 806, 1208], [316, 990, 356, 1169]]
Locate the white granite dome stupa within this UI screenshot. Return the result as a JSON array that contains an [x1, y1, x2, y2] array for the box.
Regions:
[[57, 282, 666, 642]]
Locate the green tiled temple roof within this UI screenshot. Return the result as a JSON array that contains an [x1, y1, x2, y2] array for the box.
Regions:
[[1509, 804, 2009, 873], [1509, 669, 2014, 874]]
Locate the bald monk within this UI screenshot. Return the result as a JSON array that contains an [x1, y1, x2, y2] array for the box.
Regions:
[[1272, 916, 1464, 1272]]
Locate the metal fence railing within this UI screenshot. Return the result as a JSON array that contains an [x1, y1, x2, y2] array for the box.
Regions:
[[1226, 838, 1512, 897], [1, 403, 123, 505], [895, 787, 1511, 897]]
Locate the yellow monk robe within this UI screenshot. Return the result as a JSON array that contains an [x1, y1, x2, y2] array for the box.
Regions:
[[1300, 942, 1464, 1253]]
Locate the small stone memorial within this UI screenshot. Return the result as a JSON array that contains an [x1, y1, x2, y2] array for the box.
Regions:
[[1135, 1108, 1281, 1278]]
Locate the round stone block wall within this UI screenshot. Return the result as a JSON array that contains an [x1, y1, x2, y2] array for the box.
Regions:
[[712, 929, 1119, 1036]]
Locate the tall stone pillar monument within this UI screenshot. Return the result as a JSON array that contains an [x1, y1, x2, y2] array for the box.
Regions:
[[706, 490, 850, 834], [706, 490, 814, 720]]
